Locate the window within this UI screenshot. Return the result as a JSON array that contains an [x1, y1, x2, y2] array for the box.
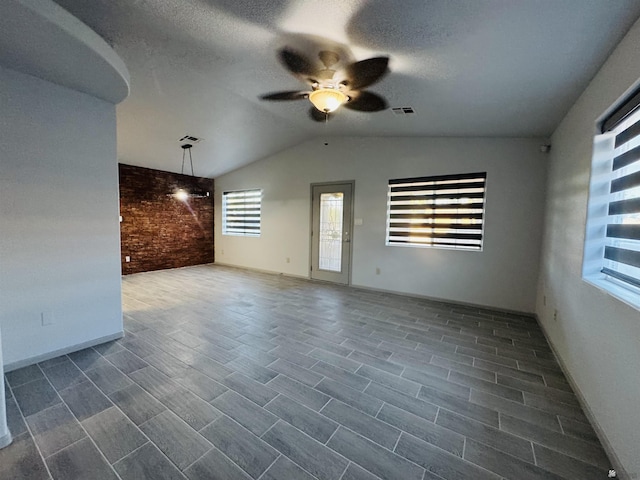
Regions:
[[584, 84, 640, 309], [386, 172, 487, 251], [222, 189, 262, 236]]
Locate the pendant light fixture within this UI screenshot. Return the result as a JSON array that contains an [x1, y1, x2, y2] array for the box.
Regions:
[[169, 142, 210, 200]]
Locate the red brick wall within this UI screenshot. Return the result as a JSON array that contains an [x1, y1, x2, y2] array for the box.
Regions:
[[119, 164, 214, 274]]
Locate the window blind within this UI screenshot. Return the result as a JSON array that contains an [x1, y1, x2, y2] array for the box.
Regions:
[[222, 189, 262, 236], [386, 172, 487, 251], [601, 104, 640, 289]]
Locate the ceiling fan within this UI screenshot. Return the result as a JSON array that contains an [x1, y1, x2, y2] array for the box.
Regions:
[[260, 48, 390, 122]]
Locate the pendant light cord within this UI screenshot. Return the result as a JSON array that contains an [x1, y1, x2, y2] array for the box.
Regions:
[[181, 144, 194, 176]]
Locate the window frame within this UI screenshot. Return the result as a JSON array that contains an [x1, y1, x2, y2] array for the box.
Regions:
[[385, 171, 487, 252], [222, 189, 262, 237], [583, 83, 640, 311]]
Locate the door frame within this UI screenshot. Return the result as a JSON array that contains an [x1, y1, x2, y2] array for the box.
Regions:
[[309, 180, 355, 285]]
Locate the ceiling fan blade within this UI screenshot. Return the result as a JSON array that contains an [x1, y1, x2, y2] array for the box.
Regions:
[[342, 57, 389, 90], [344, 91, 388, 112], [309, 106, 333, 123], [278, 48, 316, 77], [260, 91, 309, 101]]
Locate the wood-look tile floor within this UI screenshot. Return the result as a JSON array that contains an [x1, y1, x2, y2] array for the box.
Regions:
[[2, 264, 612, 480]]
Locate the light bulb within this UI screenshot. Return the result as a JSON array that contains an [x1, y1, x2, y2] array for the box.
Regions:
[[309, 88, 348, 112]]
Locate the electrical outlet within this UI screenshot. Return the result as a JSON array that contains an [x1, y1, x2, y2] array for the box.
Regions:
[[41, 311, 54, 326], [553, 309, 558, 321], [125, 256, 131, 263], [376, 267, 381, 275]]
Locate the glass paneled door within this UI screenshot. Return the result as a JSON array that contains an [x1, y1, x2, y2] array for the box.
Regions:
[[311, 182, 353, 284]]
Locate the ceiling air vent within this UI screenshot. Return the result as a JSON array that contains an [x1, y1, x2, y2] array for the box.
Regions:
[[391, 107, 415, 115], [179, 135, 202, 143]]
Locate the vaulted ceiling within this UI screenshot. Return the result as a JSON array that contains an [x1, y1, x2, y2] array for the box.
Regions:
[[51, 0, 640, 177]]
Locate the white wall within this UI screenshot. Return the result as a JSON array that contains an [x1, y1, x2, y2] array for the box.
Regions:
[[536, 18, 640, 478], [216, 136, 548, 313], [0, 66, 124, 369]]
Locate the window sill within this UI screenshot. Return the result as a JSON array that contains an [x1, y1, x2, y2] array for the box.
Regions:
[[583, 274, 640, 312]]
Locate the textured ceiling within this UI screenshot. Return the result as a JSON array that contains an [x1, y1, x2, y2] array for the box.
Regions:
[[50, 0, 640, 177]]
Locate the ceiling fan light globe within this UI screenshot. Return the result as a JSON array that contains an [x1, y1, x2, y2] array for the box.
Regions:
[[309, 88, 347, 113]]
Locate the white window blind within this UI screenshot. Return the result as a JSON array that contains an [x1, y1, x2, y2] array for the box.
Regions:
[[386, 172, 487, 251], [222, 189, 262, 236], [600, 99, 640, 290]]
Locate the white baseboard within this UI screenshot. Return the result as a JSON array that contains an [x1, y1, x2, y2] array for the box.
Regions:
[[3, 331, 124, 373], [212, 262, 534, 317], [534, 314, 629, 480]]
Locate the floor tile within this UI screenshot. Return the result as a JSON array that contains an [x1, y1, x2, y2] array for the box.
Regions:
[[109, 383, 166, 425], [356, 364, 420, 396], [200, 415, 278, 479], [26, 403, 86, 457], [267, 375, 330, 411], [6, 395, 28, 437], [82, 407, 147, 463], [85, 363, 133, 396], [402, 367, 470, 398], [310, 361, 370, 391], [463, 438, 561, 480], [41, 359, 87, 391], [557, 416, 600, 444], [320, 399, 400, 450], [309, 348, 361, 373], [316, 378, 383, 416], [469, 389, 561, 432], [6, 365, 45, 388], [212, 390, 277, 436], [395, 432, 500, 480], [114, 443, 186, 480], [533, 444, 609, 480], [0, 432, 50, 480], [376, 403, 464, 456], [263, 420, 348, 480], [220, 372, 278, 406], [499, 413, 610, 468], [58, 381, 113, 422], [47, 437, 118, 480], [175, 368, 227, 402], [327, 427, 423, 480], [161, 388, 222, 430], [267, 358, 323, 387], [364, 382, 436, 421], [265, 394, 338, 443], [129, 366, 182, 399], [92, 340, 125, 357], [12, 378, 61, 417], [436, 408, 533, 462], [227, 356, 277, 384], [418, 385, 498, 427], [68, 348, 110, 371], [269, 346, 318, 368], [341, 462, 381, 480], [140, 410, 211, 471], [105, 349, 148, 374], [260, 455, 317, 480], [183, 447, 252, 480]]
